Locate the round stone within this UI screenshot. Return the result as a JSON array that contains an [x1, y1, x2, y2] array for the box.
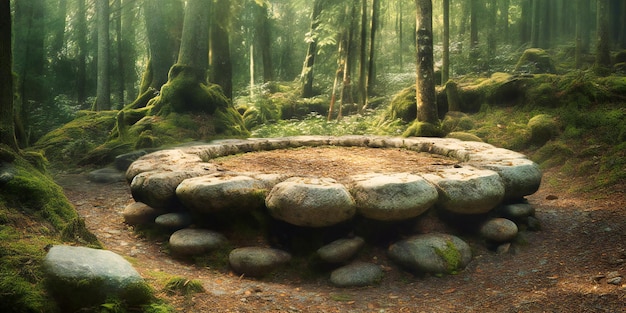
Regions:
[[228, 247, 291, 277], [388, 233, 472, 274], [169, 228, 227, 256], [154, 212, 192, 230], [349, 173, 438, 221], [330, 262, 383, 287], [265, 177, 356, 227], [176, 175, 269, 213], [422, 166, 505, 214], [476, 158, 542, 200], [480, 218, 519, 242], [497, 203, 535, 221], [317, 237, 365, 263], [122, 202, 162, 225]]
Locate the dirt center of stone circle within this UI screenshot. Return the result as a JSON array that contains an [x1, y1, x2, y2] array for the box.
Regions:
[[212, 146, 459, 182]]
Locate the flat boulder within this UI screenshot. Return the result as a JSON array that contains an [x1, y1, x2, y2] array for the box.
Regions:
[[423, 166, 505, 214], [122, 202, 162, 225], [330, 262, 384, 287], [229, 247, 291, 277], [317, 237, 365, 264], [388, 233, 472, 274], [169, 228, 227, 256], [266, 177, 356, 227], [129, 170, 209, 210], [349, 173, 438, 221], [43, 245, 149, 311], [475, 158, 542, 201], [88, 167, 125, 183], [155, 212, 193, 230]]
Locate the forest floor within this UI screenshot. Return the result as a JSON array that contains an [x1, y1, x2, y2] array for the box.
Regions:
[[54, 147, 626, 313]]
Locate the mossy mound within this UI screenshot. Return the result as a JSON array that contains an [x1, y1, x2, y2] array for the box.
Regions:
[[387, 86, 417, 123], [527, 114, 559, 146], [531, 141, 575, 168], [0, 145, 100, 312], [514, 48, 557, 74], [446, 132, 483, 142], [402, 121, 443, 137]]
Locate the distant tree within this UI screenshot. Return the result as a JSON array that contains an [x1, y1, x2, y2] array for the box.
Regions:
[[76, 0, 88, 106], [366, 0, 380, 96], [595, 0, 611, 76], [255, 1, 274, 83], [415, 0, 438, 124], [95, 0, 111, 111], [356, 0, 368, 108], [121, 0, 139, 102], [1, 0, 18, 150], [442, 0, 450, 83], [300, 0, 326, 98]]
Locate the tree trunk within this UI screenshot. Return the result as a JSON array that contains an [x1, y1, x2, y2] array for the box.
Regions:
[[95, 0, 111, 111], [595, 0, 612, 76], [114, 0, 124, 107], [122, 0, 138, 102], [442, 0, 450, 83], [415, 0, 438, 124], [142, 0, 183, 93], [487, 0, 497, 60], [0, 0, 18, 150], [209, 0, 233, 99], [396, 0, 404, 69], [365, 0, 380, 100], [49, 0, 67, 61], [530, 0, 540, 47], [499, 0, 510, 43], [76, 0, 87, 106], [575, 0, 583, 68], [256, 2, 274, 83], [340, 0, 358, 109], [520, 0, 531, 46], [357, 0, 368, 109], [178, 0, 209, 71], [301, 0, 325, 98], [470, 0, 478, 51]]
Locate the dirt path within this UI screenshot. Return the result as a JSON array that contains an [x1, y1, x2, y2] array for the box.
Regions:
[[55, 167, 625, 313]]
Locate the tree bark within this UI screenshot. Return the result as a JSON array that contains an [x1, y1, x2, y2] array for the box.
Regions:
[[0, 0, 18, 150], [95, 0, 111, 111], [442, 0, 450, 83], [415, 0, 438, 124], [575, 0, 583, 68], [366, 0, 380, 98], [122, 0, 138, 102], [114, 0, 124, 106], [470, 0, 478, 51], [595, 0, 612, 76], [210, 0, 233, 99], [340, 0, 359, 109], [357, 0, 368, 108], [76, 0, 87, 106], [301, 0, 325, 98], [256, 2, 274, 83]]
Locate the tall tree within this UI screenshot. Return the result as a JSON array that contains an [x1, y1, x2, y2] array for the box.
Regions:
[[442, 0, 450, 83], [255, 1, 274, 83], [114, 0, 124, 106], [121, 0, 138, 102], [1, 0, 18, 150], [300, 0, 325, 98], [210, 0, 233, 99], [415, 0, 437, 124], [356, 0, 368, 108], [76, 0, 88, 106], [366, 0, 380, 95], [95, 0, 111, 111], [595, 0, 611, 75]]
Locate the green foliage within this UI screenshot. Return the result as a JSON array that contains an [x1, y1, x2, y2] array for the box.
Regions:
[[531, 141, 575, 168], [598, 142, 626, 187], [163, 277, 205, 296], [434, 240, 462, 275], [402, 121, 444, 137], [386, 86, 417, 123]]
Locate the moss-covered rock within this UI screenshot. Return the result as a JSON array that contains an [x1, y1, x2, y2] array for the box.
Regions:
[[514, 48, 557, 74], [532, 141, 575, 168], [527, 114, 559, 146], [446, 132, 483, 142], [388, 86, 417, 123]]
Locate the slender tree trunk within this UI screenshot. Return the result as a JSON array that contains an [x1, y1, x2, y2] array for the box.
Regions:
[[415, 0, 438, 124], [365, 0, 380, 101], [530, 0, 540, 48], [256, 3, 274, 83], [250, 44, 255, 97], [95, 0, 111, 111], [0, 0, 18, 150], [209, 0, 233, 99], [499, 0, 510, 43], [301, 0, 325, 98], [487, 0, 497, 59], [122, 0, 137, 102], [469, 0, 479, 55], [50, 0, 67, 60], [357, 0, 368, 108], [520, 0, 531, 46], [396, 0, 404, 69], [340, 0, 358, 109], [575, 0, 583, 68], [114, 0, 124, 107], [595, 0, 611, 76], [76, 0, 87, 106], [442, 0, 450, 83], [621, 0, 626, 48]]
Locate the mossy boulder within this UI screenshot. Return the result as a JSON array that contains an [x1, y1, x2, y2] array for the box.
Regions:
[[527, 114, 559, 146], [388, 86, 417, 123], [446, 132, 483, 142], [532, 141, 575, 168], [514, 48, 557, 74]]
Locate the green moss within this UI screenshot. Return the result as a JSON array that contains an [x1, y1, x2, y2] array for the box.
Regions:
[[597, 142, 626, 187], [527, 114, 559, 146], [403, 121, 443, 137], [446, 132, 483, 142], [163, 277, 205, 296], [434, 240, 462, 274], [514, 48, 557, 74], [387, 86, 417, 123], [531, 141, 575, 168]]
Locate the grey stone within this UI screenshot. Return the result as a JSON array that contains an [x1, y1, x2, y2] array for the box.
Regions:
[[169, 228, 227, 256], [388, 233, 472, 274], [266, 177, 356, 227], [115, 150, 147, 171], [176, 174, 269, 213], [480, 218, 519, 243], [422, 166, 505, 214], [155, 212, 192, 230], [317, 237, 365, 263], [476, 158, 542, 200], [43, 245, 148, 310], [122, 202, 162, 225], [129, 170, 211, 210], [330, 262, 383, 287], [349, 173, 438, 221], [87, 167, 125, 183], [229, 247, 291, 277], [497, 203, 535, 220]]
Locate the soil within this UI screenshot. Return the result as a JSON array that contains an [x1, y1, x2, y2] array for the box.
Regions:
[[55, 147, 626, 313]]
